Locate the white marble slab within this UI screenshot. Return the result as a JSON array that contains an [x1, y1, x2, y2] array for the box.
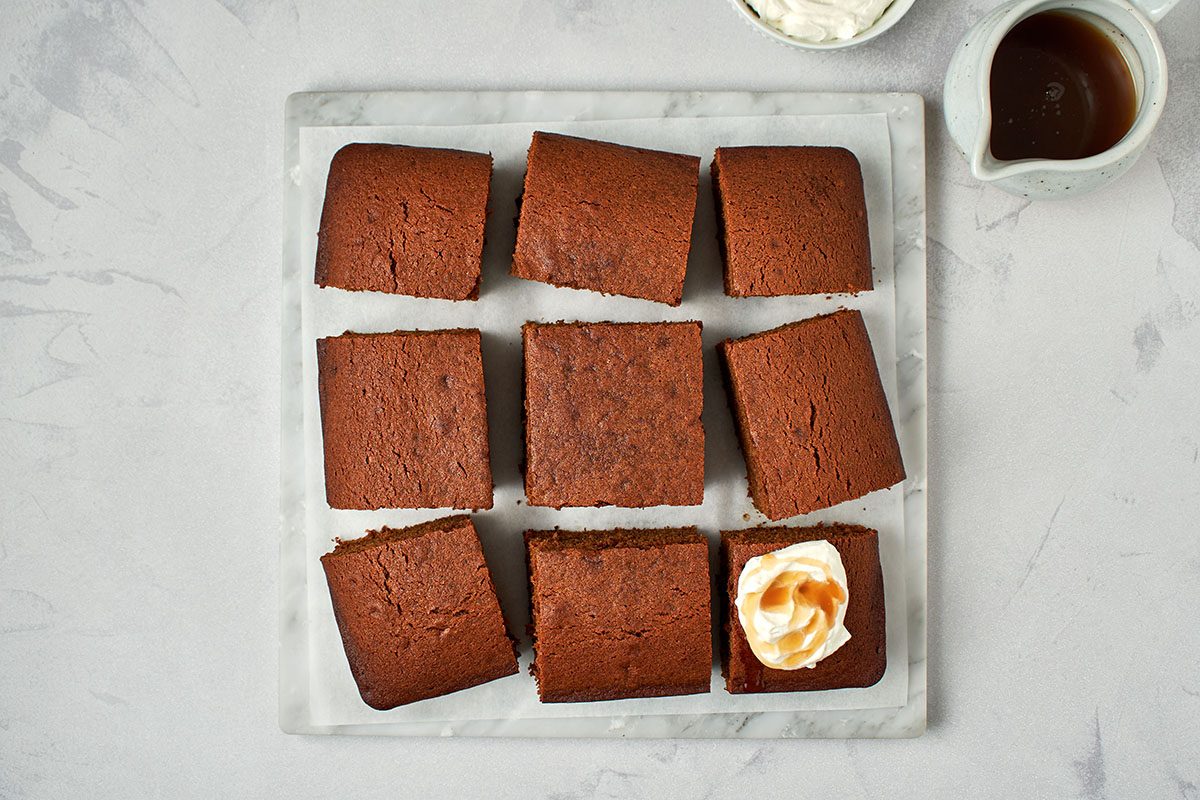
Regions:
[[280, 91, 927, 738]]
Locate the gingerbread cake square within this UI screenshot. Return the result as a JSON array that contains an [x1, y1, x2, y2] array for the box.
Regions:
[[720, 525, 887, 693], [317, 329, 493, 510], [315, 143, 492, 300], [321, 515, 518, 710], [523, 321, 704, 508], [525, 528, 712, 702], [718, 309, 904, 519], [712, 146, 872, 297], [511, 132, 700, 306]]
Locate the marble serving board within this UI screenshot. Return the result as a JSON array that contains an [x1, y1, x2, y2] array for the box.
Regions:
[[280, 91, 927, 738]]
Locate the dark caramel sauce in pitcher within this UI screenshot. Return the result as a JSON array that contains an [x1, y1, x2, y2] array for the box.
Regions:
[[989, 11, 1137, 161]]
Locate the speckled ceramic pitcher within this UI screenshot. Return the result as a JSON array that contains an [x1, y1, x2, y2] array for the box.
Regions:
[[943, 0, 1177, 199]]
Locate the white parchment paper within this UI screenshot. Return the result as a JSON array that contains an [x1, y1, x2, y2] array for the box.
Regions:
[[294, 114, 908, 725]]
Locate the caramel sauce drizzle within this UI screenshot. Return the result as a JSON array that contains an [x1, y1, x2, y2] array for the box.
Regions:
[[741, 555, 847, 668]]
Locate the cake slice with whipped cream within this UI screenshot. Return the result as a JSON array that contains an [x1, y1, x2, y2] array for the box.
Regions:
[[720, 525, 887, 693]]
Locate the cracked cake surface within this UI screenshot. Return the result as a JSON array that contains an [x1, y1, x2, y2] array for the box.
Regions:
[[522, 320, 704, 509], [511, 132, 700, 306], [315, 142, 491, 300], [712, 145, 872, 297], [524, 527, 711, 702], [718, 309, 904, 519], [316, 329, 493, 510], [321, 515, 517, 710]]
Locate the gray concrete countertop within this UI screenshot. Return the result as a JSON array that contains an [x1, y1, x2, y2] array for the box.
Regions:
[[1, 1, 1197, 797]]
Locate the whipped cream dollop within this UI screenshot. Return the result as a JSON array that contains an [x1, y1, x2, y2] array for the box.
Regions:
[[745, 0, 893, 43], [735, 539, 851, 670]]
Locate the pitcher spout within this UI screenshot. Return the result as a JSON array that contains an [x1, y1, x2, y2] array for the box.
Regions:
[[970, 136, 1004, 183], [969, 123, 1080, 186]]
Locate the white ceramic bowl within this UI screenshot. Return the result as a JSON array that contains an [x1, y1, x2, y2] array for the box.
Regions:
[[728, 0, 918, 50]]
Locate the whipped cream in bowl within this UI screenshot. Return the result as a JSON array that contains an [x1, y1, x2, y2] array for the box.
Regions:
[[735, 539, 852, 670], [729, 0, 916, 50]]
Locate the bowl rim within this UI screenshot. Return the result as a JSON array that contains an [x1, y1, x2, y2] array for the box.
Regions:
[[727, 0, 919, 50]]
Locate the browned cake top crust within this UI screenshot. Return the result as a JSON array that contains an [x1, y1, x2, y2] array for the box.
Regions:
[[720, 524, 886, 694], [317, 329, 493, 510], [511, 132, 701, 306], [525, 528, 712, 702], [321, 515, 518, 710], [712, 146, 872, 297], [719, 309, 904, 519], [523, 321, 705, 509], [315, 143, 492, 300]]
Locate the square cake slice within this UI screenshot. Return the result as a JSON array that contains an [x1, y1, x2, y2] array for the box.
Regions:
[[720, 525, 886, 693], [712, 146, 872, 297], [525, 528, 712, 702], [719, 309, 904, 519], [321, 515, 518, 710], [317, 329, 493, 510], [523, 321, 704, 508], [315, 143, 492, 300], [511, 132, 700, 306]]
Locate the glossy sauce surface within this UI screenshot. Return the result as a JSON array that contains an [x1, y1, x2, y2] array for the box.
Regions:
[[989, 11, 1137, 162]]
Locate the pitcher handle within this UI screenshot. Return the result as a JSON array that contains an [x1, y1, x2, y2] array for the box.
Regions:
[[1128, 0, 1180, 22]]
